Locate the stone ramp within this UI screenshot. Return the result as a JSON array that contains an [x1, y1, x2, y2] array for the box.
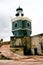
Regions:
[[0, 44, 23, 59], [0, 45, 43, 59], [17, 56, 43, 62], [0, 60, 43, 65], [0, 45, 43, 64], [0, 44, 43, 65], [0, 44, 32, 59]]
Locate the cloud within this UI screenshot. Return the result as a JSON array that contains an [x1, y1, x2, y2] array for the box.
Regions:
[[0, 0, 43, 41], [0, 14, 13, 41]]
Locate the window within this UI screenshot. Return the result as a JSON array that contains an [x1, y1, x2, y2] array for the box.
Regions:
[[27, 23, 29, 27], [16, 13, 19, 16], [24, 31, 27, 36], [15, 33, 17, 36], [15, 23, 17, 27]]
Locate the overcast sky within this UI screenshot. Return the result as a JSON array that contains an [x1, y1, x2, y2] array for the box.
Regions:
[[0, 0, 43, 41]]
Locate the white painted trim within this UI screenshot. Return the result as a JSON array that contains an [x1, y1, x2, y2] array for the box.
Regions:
[[11, 16, 31, 22], [12, 28, 31, 31]]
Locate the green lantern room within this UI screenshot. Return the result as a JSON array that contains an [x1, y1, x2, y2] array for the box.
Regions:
[[11, 7, 32, 37]]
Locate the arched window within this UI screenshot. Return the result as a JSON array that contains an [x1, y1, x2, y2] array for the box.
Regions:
[[15, 23, 17, 27], [27, 23, 29, 27], [24, 30, 27, 36]]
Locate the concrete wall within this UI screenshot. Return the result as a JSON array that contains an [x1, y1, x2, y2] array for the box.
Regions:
[[31, 34, 43, 55], [10, 34, 43, 55]]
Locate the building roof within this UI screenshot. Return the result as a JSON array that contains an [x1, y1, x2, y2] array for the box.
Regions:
[[31, 33, 43, 37], [11, 16, 31, 22], [16, 7, 23, 11]]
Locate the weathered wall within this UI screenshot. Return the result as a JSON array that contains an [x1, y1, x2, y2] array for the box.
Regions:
[[31, 34, 43, 55]]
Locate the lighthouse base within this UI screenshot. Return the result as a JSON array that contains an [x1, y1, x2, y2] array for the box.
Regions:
[[10, 36, 31, 55]]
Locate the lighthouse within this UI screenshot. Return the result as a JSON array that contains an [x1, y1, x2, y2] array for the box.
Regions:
[[12, 7, 32, 37], [10, 7, 32, 55]]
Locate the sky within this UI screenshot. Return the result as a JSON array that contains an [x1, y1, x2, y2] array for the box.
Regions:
[[0, 0, 43, 41]]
